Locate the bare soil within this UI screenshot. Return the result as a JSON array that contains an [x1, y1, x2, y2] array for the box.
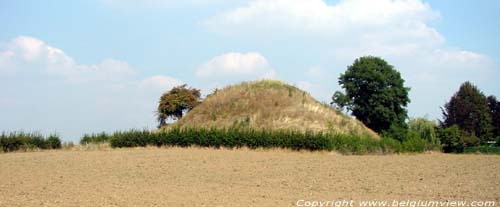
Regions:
[[0, 148, 499, 206]]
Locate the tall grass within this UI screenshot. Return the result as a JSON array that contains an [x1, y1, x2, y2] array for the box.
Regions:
[[78, 127, 437, 154], [0, 131, 62, 152]]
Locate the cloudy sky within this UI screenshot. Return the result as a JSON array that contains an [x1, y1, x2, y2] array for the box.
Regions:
[[1, 0, 499, 141]]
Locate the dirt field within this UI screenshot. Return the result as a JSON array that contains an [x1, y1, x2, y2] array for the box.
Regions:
[[0, 148, 499, 207]]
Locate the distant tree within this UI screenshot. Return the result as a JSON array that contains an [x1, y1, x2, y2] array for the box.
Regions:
[[441, 82, 493, 142], [332, 56, 410, 139], [157, 84, 201, 127], [487, 95, 500, 138], [408, 117, 439, 145]]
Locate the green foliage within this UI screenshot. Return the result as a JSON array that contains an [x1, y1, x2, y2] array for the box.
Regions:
[[463, 146, 500, 154], [401, 132, 427, 153], [487, 95, 500, 138], [408, 117, 439, 145], [462, 133, 480, 147], [101, 127, 435, 154], [383, 123, 409, 142], [441, 82, 493, 143], [80, 132, 110, 145], [0, 132, 62, 152], [46, 134, 62, 149], [157, 84, 201, 127], [334, 56, 410, 133], [437, 125, 464, 153], [330, 91, 349, 111]]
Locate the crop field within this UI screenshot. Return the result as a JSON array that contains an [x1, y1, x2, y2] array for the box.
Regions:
[[0, 148, 499, 206]]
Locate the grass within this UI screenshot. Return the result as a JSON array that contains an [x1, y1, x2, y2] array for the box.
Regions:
[[174, 80, 379, 139]]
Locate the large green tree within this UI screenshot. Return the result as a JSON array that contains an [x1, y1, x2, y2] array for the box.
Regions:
[[332, 56, 410, 137], [487, 95, 500, 138], [157, 84, 201, 127], [441, 82, 493, 142]]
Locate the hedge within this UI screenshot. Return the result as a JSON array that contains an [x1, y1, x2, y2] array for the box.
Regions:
[[0, 132, 62, 152], [83, 127, 436, 154]]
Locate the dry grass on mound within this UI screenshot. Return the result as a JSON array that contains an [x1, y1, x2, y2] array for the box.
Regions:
[[175, 80, 379, 139]]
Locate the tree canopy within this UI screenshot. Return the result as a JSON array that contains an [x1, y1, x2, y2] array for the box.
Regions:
[[487, 95, 500, 138], [332, 56, 410, 138], [157, 84, 201, 127], [441, 81, 493, 142], [408, 117, 439, 145]]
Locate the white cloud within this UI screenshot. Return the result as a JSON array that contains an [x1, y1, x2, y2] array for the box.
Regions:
[[196, 52, 275, 79], [141, 75, 184, 90], [204, 0, 498, 119], [205, 0, 441, 41], [0, 36, 182, 140]]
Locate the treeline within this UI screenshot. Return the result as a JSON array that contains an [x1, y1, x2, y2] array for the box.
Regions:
[[0, 132, 62, 152], [80, 127, 439, 155], [439, 82, 500, 152], [330, 57, 499, 154]]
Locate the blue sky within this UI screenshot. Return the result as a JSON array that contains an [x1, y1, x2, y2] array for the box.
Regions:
[[1, 0, 499, 141]]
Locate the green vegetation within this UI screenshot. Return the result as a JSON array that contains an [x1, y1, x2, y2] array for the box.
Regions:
[[437, 82, 500, 153], [80, 132, 110, 145], [487, 96, 500, 138], [75, 127, 438, 154], [332, 56, 410, 140], [408, 118, 440, 145], [464, 146, 500, 154], [0, 132, 62, 152], [157, 84, 201, 127], [441, 81, 493, 143]]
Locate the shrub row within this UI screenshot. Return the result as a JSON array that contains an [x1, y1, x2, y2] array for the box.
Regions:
[[86, 127, 438, 154], [80, 132, 110, 145], [0, 132, 62, 152], [463, 146, 500, 154]]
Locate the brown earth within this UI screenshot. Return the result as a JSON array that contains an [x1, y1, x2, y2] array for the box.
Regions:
[[0, 148, 499, 207]]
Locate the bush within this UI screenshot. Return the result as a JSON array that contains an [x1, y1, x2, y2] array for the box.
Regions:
[[0, 131, 62, 152], [1, 132, 24, 152], [80, 132, 110, 145], [437, 125, 464, 153], [462, 133, 481, 147], [46, 135, 62, 149], [99, 127, 436, 154], [464, 146, 500, 154], [402, 132, 427, 152]]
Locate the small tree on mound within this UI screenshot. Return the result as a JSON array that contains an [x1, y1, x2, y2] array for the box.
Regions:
[[157, 84, 201, 127]]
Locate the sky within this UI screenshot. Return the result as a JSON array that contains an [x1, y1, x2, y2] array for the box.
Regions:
[[1, 0, 499, 142]]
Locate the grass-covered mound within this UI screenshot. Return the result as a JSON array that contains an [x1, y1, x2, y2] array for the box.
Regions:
[[173, 80, 379, 139]]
